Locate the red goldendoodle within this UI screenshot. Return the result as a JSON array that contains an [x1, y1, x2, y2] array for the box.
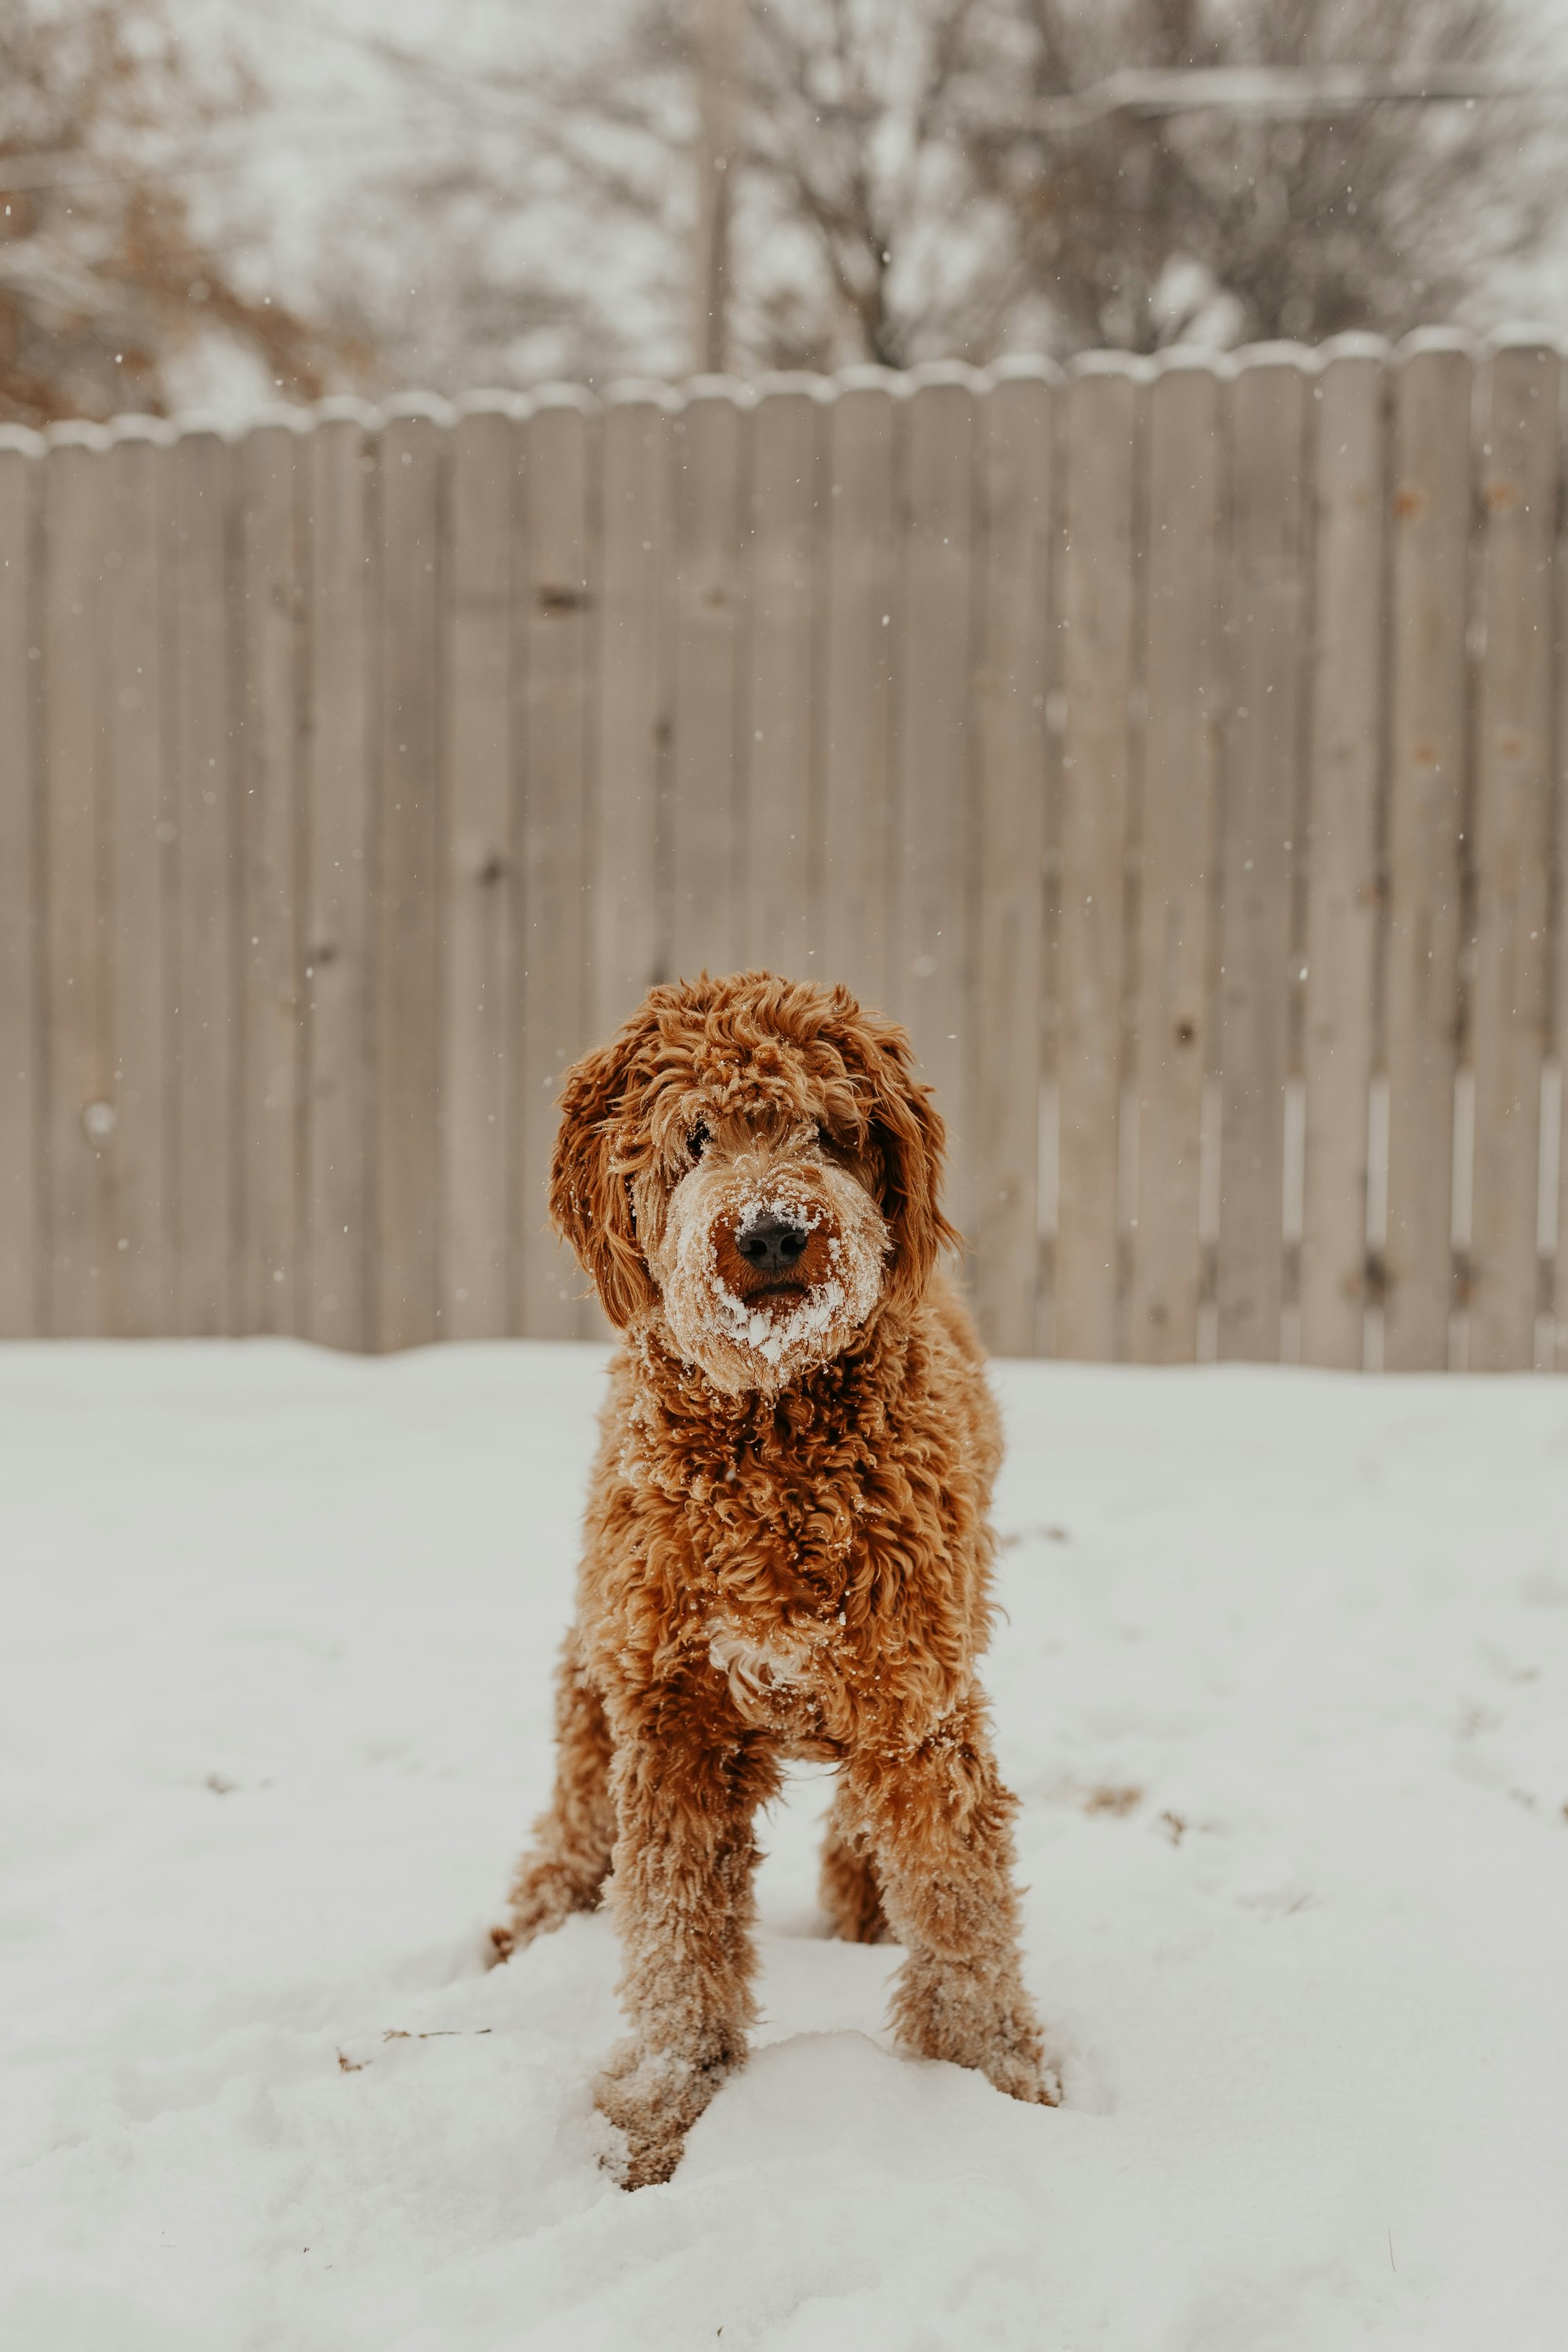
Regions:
[[490, 970, 1055, 2185]]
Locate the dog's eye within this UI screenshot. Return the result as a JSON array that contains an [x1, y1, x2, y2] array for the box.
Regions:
[[688, 1123, 710, 1162], [815, 1123, 833, 1152]]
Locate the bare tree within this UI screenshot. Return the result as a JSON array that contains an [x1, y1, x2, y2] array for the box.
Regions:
[[963, 0, 1567, 354], [300, 2, 695, 397], [662, 0, 1566, 368], [0, 0, 335, 427], [267, 0, 1567, 398], [712, 0, 1568, 365], [730, 0, 1004, 369], [274, 0, 990, 386]]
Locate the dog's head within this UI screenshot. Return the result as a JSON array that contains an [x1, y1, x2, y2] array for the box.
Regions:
[[550, 972, 955, 1394]]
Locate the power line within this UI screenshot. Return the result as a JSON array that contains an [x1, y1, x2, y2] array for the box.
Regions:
[[1008, 64, 1558, 134], [2, 61, 1554, 197]]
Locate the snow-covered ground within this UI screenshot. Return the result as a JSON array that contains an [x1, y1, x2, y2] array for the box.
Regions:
[[2, 1340, 1566, 2350]]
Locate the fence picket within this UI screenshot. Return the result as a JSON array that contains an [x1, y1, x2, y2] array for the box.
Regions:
[[42, 429, 111, 1337], [898, 366, 980, 1248], [597, 390, 672, 1036], [671, 384, 746, 985], [1383, 337, 1473, 1370], [375, 405, 445, 1352], [302, 404, 376, 1353], [1056, 358, 1140, 1360], [744, 379, 819, 978], [236, 419, 303, 1336], [0, 431, 40, 1338], [442, 400, 519, 1340], [1468, 339, 1559, 1370], [1130, 354, 1223, 1363], [518, 393, 597, 1335], [1558, 416, 1568, 1372], [1216, 351, 1312, 1363], [972, 361, 1054, 1356], [1299, 342, 1388, 1369], [101, 423, 172, 1337], [168, 425, 237, 1334], [821, 372, 899, 1015]]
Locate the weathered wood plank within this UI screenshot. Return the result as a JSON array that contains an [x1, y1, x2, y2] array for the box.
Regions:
[[302, 401, 377, 1352], [518, 390, 597, 1336], [236, 416, 304, 1336], [972, 360, 1054, 1356], [1468, 338, 1558, 1370], [102, 420, 172, 1336], [376, 401, 446, 1352], [1299, 340, 1389, 1369], [1055, 356, 1140, 1360], [743, 376, 819, 979], [820, 369, 900, 1017], [1216, 350, 1312, 1363], [1557, 397, 1568, 1372], [596, 387, 673, 1034], [0, 429, 42, 1338], [1383, 335, 1473, 1370], [897, 364, 979, 1249], [670, 381, 746, 985], [168, 423, 237, 1335], [1129, 354, 1223, 1364], [442, 397, 520, 1340], [42, 426, 111, 1337]]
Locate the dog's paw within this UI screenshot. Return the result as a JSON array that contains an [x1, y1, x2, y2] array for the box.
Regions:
[[982, 2014, 1062, 2107], [593, 2037, 739, 2190], [992, 2046, 1062, 2107], [606, 2120, 684, 2192], [490, 1858, 602, 1965], [892, 1955, 1059, 2104]]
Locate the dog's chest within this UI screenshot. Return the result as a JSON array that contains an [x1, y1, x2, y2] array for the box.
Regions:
[[682, 1433, 872, 1574], [635, 1419, 891, 1730], [702, 1610, 847, 1738], [706, 1616, 825, 1700]]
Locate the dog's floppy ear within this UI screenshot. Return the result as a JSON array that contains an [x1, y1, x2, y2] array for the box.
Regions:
[[852, 1014, 960, 1310], [548, 1026, 659, 1328]]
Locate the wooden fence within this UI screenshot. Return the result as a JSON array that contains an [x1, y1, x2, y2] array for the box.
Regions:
[[2, 332, 1566, 1368]]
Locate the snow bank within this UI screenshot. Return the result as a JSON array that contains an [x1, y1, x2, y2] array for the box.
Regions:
[[2, 1341, 1566, 2350]]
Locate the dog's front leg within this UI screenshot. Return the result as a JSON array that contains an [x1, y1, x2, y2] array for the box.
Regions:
[[597, 1708, 780, 2188], [848, 1694, 1059, 2107]]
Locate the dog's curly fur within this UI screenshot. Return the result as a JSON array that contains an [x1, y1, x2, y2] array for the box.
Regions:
[[491, 971, 1056, 2186]]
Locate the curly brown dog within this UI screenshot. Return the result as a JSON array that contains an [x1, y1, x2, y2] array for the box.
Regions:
[[490, 971, 1056, 2186]]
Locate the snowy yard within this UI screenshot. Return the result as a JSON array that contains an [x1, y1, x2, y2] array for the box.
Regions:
[[2, 1339, 1566, 2351]]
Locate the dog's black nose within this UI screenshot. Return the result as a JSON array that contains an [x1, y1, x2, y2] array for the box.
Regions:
[[737, 1214, 809, 1274]]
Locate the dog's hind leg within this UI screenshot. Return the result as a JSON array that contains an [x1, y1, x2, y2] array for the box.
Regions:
[[848, 1696, 1059, 2106], [818, 1780, 892, 1944], [490, 1631, 615, 1964]]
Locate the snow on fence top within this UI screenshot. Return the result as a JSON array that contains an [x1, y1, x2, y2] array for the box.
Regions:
[[0, 332, 1564, 1369]]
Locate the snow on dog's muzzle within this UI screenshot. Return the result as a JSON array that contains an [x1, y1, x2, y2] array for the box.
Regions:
[[658, 1160, 887, 1393]]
